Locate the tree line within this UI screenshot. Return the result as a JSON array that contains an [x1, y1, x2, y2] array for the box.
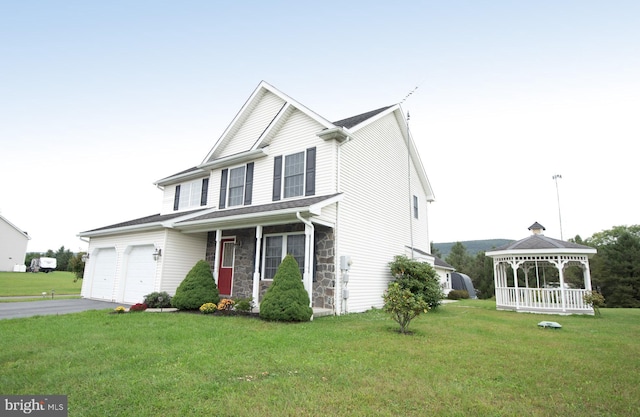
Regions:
[[436, 224, 640, 308]]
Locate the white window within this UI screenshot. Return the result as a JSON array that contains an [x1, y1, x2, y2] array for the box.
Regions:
[[413, 195, 419, 219], [262, 233, 305, 280], [284, 152, 305, 198], [227, 166, 246, 207], [178, 180, 203, 210]]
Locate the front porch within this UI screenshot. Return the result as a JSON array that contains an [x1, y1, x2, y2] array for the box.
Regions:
[[496, 287, 593, 315]]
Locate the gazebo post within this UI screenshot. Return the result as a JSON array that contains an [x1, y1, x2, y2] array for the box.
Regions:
[[558, 256, 567, 313], [512, 262, 520, 310]]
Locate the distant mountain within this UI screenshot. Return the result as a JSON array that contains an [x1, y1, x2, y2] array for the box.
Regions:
[[433, 239, 514, 259]]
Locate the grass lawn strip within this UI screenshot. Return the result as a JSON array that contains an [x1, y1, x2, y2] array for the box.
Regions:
[[0, 300, 638, 416]]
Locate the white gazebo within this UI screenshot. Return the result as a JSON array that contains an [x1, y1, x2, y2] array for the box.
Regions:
[[486, 222, 597, 315]]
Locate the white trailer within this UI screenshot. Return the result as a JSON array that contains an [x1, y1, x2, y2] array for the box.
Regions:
[[30, 257, 57, 273]]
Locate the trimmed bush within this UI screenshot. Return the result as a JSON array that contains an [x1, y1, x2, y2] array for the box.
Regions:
[[143, 291, 172, 308], [260, 255, 313, 322], [171, 260, 220, 310], [447, 290, 470, 300]]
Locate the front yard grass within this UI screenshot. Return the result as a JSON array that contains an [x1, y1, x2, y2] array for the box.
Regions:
[[0, 271, 81, 297], [1, 300, 638, 416]]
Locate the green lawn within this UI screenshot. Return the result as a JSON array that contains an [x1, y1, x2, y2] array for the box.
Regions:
[[1, 300, 638, 417], [0, 271, 81, 297]]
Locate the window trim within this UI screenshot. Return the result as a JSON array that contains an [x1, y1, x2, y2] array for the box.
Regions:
[[413, 195, 419, 219]]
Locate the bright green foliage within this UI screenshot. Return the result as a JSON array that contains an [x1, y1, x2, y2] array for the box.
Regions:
[[388, 255, 443, 309], [171, 260, 220, 310], [383, 282, 429, 334], [260, 255, 312, 322]]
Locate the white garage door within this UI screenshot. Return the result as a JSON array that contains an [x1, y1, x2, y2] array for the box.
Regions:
[[122, 245, 156, 304], [90, 248, 117, 300]]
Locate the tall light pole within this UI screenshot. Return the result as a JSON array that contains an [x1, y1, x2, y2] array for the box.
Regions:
[[552, 174, 564, 240]]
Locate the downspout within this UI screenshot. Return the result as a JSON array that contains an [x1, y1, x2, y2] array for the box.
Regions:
[[296, 211, 314, 312]]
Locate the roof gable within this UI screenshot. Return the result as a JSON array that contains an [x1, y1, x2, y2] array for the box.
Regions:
[[0, 214, 30, 240], [201, 81, 335, 165]]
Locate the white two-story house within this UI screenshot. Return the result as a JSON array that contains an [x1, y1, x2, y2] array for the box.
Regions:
[[79, 81, 436, 314]]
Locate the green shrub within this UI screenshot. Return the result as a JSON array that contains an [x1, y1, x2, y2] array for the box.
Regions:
[[143, 291, 172, 308], [383, 282, 429, 334], [234, 297, 255, 313], [171, 260, 220, 310], [447, 290, 470, 300], [389, 255, 443, 309], [260, 255, 312, 322]]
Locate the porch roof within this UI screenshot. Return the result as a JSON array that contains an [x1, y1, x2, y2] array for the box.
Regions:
[[174, 193, 343, 231]]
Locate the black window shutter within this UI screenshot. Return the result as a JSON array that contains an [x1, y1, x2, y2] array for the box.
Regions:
[[305, 147, 316, 196], [272, 156, 282, 201], [173, 185, 181, 211], [219, 169, 228, 209], [200, 178, 209, 206], [244, 162, 254, 205]]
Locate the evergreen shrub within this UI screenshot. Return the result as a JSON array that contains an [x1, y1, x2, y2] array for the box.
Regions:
[[143, 291, 172, 308], [259, 255, 312, 322], [171, 260, 220, 310], [447, 290, 470, 300]]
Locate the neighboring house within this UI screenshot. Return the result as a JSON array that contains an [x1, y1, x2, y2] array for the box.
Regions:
[[79, 81, 437, 314], [0, 214, 30, 272]]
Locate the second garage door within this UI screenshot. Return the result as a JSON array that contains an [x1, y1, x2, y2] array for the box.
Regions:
[[122, 245, 156, 304]]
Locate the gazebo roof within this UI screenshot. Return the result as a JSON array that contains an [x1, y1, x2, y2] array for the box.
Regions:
[[494, 234, 592, 251], [486, 222, 596, 257]]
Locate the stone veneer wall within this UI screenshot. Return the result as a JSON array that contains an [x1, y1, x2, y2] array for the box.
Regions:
[[205, 223, 335, 310]]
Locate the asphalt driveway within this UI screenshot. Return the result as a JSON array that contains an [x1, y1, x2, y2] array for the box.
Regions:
[[0, 299, 128, 320]]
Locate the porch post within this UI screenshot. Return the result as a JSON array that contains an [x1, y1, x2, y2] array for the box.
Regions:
[[252, 225, 262, 305], [492, 260, 499, 305], [303, 222, 314, 307], [213, 229, 222, 285]]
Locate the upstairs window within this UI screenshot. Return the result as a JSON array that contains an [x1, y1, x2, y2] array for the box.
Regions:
[[413, 195, 419, 219], [173, 178, 209, 211], [227, 166, 246, 207], [219, 162, 254, 209], [272, 147, 316, 201]]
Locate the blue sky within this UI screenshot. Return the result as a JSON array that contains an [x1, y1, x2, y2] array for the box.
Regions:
[[1, 1, 639, 253]]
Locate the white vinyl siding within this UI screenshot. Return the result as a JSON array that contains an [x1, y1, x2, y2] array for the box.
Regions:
[[249, 109, 337, 205], [337, 112, 431, 313], [212, 91, 286, 159]]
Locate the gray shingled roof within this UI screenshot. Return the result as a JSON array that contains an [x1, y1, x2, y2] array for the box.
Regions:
[[82, 208, 209, 233], [332, 106, 394, 129], [493, 234, 593, 251], [178, 193, 341, 223]]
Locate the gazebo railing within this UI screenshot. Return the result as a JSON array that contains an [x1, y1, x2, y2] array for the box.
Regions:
[[496, 287, 592, 313]]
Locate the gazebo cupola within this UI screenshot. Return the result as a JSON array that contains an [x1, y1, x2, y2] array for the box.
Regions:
[[486, 222, 597, 315]]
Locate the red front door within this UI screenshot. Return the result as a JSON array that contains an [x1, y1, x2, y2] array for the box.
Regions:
[[218, 238, 235, 296]]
